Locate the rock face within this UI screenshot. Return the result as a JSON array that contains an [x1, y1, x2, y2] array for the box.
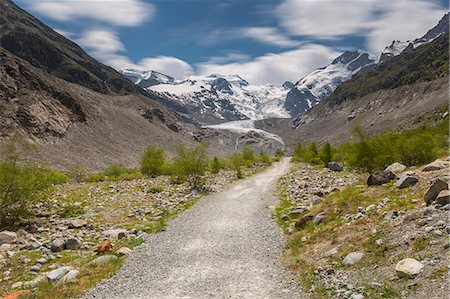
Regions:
[[385, 162, 406, 173], [367, 171, 397, 186], [395, 175, 418, 188], [0, 231, 17, 245], [395, 258, 424, 278], [327, 162, 343, 172], [424, 177, 449, 204], [342, 252, 364, 266]]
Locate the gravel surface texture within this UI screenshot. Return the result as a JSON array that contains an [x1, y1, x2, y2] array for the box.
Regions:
[[85, 158, 303, 298]]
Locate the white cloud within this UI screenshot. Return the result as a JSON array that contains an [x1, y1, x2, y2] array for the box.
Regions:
[[53, 28, 73, 38], [77, 30, 125, 54], [276, 0, 447, 53], [196, 44, 340, 85], [238, 27, 303, 48], [26, 0, 154, 27], [138, 56, 194, 79], [205, 52, 251, 64]]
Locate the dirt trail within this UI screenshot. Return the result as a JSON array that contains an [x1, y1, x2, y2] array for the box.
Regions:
[[86, 158, 303, 299]]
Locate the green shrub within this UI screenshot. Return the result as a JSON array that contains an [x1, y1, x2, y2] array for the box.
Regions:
[[257, 152, 272, 165], [229, 153, 244, 178], [67, 164, 87, 183], [140, 146, 165, 177], [319, 142, 333, 166], [170, 144, 209, 188], [210, 156, 221, 174], [0, 143, 65, 225], [147, 184, 164, 193], [275, 148, 284, 158]]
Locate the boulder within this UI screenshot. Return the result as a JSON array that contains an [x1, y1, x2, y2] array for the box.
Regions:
[[90, 255, 118, 265], [436, 190, 450, 205], [65, 237, 81, 250], [385, 162, 406, 174], [424, 178, 449, 204], [342, 252, 364, 266], [422, 160, 448, 172], [395, 258, 424, 278], [395, 175, 418, 189], [0, 231, 17, 245], [313, 212, 327, 225], [327, 162, 343, 172], [117, 247, 132, 256], [68, 219, 87, 229], [367, 171, 397, 186], [59, 269, 79, 284], [50, 238, 66, 252], [46, 266, 73, 282], [103, 229, 126, 239]]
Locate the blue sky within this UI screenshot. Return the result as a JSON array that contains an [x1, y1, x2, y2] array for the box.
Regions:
[[16, 0, 449, 85]]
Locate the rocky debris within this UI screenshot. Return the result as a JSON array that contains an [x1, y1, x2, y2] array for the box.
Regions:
[[385, 162, 406, 174], [0, 231, 17, 245], [424, 177, 449, 204], [342, 252, 364, 266], [46, 266, 73, 282], [395, 175, 418, 188], [117, 247, 132, 256], [422, 159, 448, 172], [395, 258, 424, 278], [68, 219, 87, 229], [328, 162, 343, 172], [367, 171, 397, 186], [90, 255, 118, 265], [59, 269, 80, 284]]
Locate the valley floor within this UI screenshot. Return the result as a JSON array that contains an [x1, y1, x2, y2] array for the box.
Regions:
[[85, 158, 302, 298]]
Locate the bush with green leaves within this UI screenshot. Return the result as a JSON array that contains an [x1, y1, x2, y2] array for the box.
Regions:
[[169, 144, 209, 188], [147, 184, 165, 193], [140, 145, 166, 177], [0, 138, 67, 226], [210, 156, 221, 174], [319, 142, 333, 166], [229, 152, 244, 179], [257, 152, 272, 165]]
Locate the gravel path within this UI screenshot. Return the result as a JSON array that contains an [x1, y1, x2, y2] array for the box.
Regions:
[[85, 158, 302, 299]]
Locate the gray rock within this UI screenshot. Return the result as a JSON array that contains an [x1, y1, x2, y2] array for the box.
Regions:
[[46, 266, 73, 282], [351, 294, 365, 299], [65, 237, 81, 250], [103, 229, 127, 239], [436, 190, 450, 205], [385, 162, 406, 174], [51, 238, 66, 252], [37, 257, 48, 264], [395, 258, 424, 278], [11, 281, 23, 289], [0, 231, 17, 245], [68, 219, 87, 229], [323, 247, 338, 257], [343, 252, 364, 266], [30, 264, 42, 272], [395, 175, 418, 189], [422, 160, 448, 172], [313, 212, 327, 225], [59, 269, 80, 284], [90, 255, 118, 265], [367, 171, 397, 186], [424, 178, 449, 204], [327, 162, 343, 172]]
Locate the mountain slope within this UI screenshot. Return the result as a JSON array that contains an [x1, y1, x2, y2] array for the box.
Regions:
[[380, 13, 449, 62], [257, 33, 449, 147], [284, 50, 376, 115], [0, 0, 137, 95], [121, 72, 291, 124]]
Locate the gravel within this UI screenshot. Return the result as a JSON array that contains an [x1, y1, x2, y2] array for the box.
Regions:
[[85, 158, 303, 298]]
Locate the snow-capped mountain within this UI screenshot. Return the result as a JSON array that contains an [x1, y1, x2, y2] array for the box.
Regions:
[[119, 69, 175, 88], [121, 71, 290, 124], [380, 13, 449, 63], [284, 50, 376, 115]]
